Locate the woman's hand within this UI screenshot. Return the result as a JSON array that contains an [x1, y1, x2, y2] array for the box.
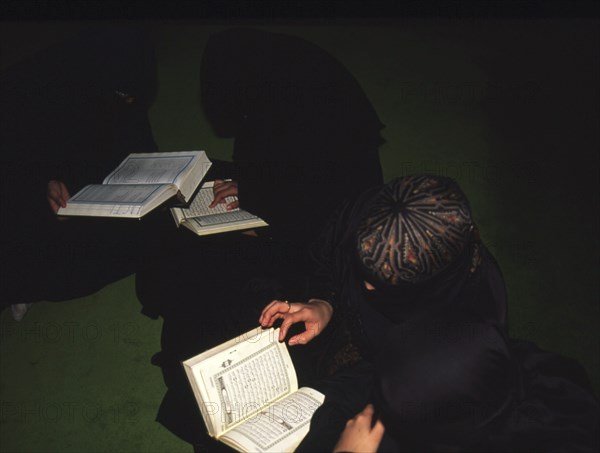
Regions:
[[47, 180, 70, 214], [259, 299, 333, 345], [210, 179, 239, 210], [333, 404, 385, 453]]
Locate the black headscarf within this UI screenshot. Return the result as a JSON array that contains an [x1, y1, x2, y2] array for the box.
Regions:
[[199, 28, 385, 243], [0, 28, 158, 196], [200, 28, 384, 144]]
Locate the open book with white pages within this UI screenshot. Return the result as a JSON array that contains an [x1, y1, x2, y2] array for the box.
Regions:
[[182, 327, 324, 453], [57, 151, 211, 219], [171, 181, 268, 236]]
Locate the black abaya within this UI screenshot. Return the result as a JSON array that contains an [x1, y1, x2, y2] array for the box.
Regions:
[[0, 28, 159, 306]]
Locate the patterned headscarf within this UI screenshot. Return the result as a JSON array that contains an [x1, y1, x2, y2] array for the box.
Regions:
[[356, 175, 475, 286]]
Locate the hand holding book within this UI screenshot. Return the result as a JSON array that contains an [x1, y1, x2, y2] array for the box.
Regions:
[[259, 299, 333, 346], [47, 180, 70, 213], [210, 179, 239, 210]]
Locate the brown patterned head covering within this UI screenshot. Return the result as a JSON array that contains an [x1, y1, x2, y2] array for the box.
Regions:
[[356, 175, 474, 286]]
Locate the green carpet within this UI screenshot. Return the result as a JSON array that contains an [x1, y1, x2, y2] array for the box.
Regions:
[[0, 276, 189, 452], [1, 19, 598, 452]]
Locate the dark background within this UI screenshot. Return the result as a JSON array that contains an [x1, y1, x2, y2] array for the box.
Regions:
[[0, 2, 598, 451]]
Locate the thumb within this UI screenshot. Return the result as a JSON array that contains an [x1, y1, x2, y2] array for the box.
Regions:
[[279, 312, 305, 341], [372, 418, 385, 437], [288, 332, 309, 346]]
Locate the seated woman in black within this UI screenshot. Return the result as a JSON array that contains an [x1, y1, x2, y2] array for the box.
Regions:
[[0, 28, 158, 314], [134, 28, 385, 448], [260, 175, 598, 452], [199, 27, 385, 243], [334, 314, 599, 452]]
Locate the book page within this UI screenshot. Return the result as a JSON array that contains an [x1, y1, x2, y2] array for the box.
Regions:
[[219, 387, 325, 453], [170, 182, 228, 226], [182, 184, 240, 218], [68, 184, 169, 204], [185, 328, 296, 437], [103, 152, 201, 186], [57, 183, 174, 217]]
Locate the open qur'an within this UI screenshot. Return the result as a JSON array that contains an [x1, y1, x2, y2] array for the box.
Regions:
[[57, 151, 211, 219], [183, 327, 324, 453], [171, 180, 268, 236]]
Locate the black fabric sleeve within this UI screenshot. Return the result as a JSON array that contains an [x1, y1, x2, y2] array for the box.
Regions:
[[203, 158, 238, 182], [308, 200, 351, 307]]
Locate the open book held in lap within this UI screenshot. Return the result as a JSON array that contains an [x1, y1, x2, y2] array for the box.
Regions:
[[171, 181, 268, 236], [57, 151, 211, 219], [183, 327, 324, 453]]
